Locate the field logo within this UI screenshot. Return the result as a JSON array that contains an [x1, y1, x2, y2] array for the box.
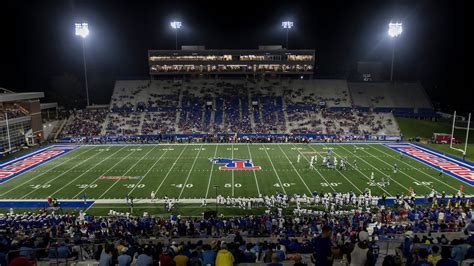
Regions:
[[210, 158, 261, 171], [385, 143, 474, 185]]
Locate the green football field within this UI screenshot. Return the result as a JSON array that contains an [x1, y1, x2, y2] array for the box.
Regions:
[[0, 143, 472, 212]]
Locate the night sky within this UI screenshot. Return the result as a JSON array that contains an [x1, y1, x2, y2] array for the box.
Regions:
[[1, 0, 469, 112]]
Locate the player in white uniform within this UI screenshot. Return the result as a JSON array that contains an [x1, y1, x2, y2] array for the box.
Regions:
[[297, 154, 301, 163], [334, 157, 338, 169], [150, 191, 156, 202], [370, 172, 374, 180]]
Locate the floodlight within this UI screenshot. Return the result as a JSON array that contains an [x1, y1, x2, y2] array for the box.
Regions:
[[282, 21, 294, 29], [388, 22, 403, 38], [170, 21, 182, 29], [75, 22, 89, 38]]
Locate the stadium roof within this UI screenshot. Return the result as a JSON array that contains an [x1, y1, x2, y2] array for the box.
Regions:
[[0, 92, 44, 103]]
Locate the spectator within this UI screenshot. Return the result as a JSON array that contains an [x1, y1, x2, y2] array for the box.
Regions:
[[436, 246, 457, 266], [57, 242, 71, 259], [311, 225, 334, 266], [428, 246, 441, 265], [293, 254, 307, 266], [348, 231, 370, 266], [412, 248, 433, 266], [216, 243, 235, 266], [267, 252, 283, 266], [174, 249, 189, 266], [189, 250, 203, 266], [202, 244, 217, 266], [451, 239, 469, 265], [117, 247, 132, 266], [159, 248, 174, 266], [99, 245, 113, 266], [136, 247, 153, 266]]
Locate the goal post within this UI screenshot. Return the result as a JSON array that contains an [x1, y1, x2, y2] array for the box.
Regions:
[[450, 111, 471, 158]]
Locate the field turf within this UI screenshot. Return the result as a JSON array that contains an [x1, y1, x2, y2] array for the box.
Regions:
[[0, 143, 472, 213]]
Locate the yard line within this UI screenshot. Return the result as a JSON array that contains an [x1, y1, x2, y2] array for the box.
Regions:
[[317, 144, 364, 194], [370, 144, 459, 192], [354, 144, 441, 193], [205, 144, 219, 198], [277, 145, 312, 194], [126, 145, 171, 196], [292, 144, 336, 192], [19, 147, 111, 199], [261, 144, 287, 194], [309, 144, 392, 196], [178, 144, 204, 199], [0, 147, 94, 195], [337, 144, 409, 193], [98, 145, 164, 199], [70, 146, 136, 198], [246, 144, 261, 196], [231, 143, 235, 196], [154, 145, 189, 195]]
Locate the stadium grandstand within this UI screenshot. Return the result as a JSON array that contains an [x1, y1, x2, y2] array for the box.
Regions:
[[1, 1, 471, 266]]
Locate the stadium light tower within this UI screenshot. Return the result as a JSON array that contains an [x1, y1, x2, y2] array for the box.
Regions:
[[170, 21, 182, 50], [282, 21, 294, 49], [388, 22, 403, 82], [75, 22, 90, 106]]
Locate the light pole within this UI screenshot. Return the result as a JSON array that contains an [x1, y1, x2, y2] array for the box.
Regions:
[[282, 21, 294, 49], [75, 22, 90, 106], [388, 22, 403, 82], [170, 21, 182, 50], [213, 185, 219, 215]]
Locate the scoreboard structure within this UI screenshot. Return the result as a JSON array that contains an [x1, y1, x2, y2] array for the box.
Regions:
[[148, 45, 315, 76]]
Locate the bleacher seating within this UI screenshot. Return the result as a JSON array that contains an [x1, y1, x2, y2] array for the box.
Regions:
[[348, 82, 434, 115], [58, 78, 442, 137]]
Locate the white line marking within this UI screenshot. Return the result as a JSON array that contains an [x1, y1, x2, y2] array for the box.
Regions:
[[99, 145, 163, 199], [126, 145, 171, 196], [17, 147, 106, 199], [293, 144, 336, 192], [338, 144, 409, 193], [205, 145, 219, 198], [154, 145, 189, 194], [372, 144, 459, 192], [178, 144, 204, 199], [261, 144, 287, 194], [246, 144, 261, 196], [231, 143, 235, 196], [277, 145, 313, 194], [70, 146, 135, 198]]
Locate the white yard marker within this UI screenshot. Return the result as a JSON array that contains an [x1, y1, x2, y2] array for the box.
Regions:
[[154, 145, 189, 194], [277, 145, 312, 194], [338, 144, 409, 193], [99, 145, 165, 199], [19, 147, 114, 199], [70, 146, 136, 198], [370, 145, 459, 192], [0, 147, 93, 195], [126, 145, 172, 196], [246, 144, 261, 196], [178, 144, 204, 199], [231, 143, 235, 196], [205, 145, 219, 198], [261, 144, 287, 194]]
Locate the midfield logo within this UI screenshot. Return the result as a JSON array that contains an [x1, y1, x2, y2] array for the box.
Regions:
[[210, 158, 261, 171]]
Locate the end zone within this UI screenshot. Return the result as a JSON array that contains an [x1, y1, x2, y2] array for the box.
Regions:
[[385, 143, 474, 186], [0, 145, 80, 183]]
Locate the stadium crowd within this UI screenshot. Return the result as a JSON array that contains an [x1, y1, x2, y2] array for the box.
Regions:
[[1, 188, 473, 265]]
